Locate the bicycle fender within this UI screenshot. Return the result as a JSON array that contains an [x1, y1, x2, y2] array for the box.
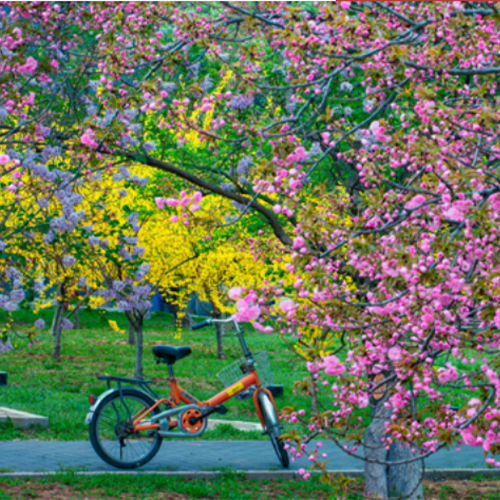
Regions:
[[84, 387, 152, 425], [252, 387, 280, 427]]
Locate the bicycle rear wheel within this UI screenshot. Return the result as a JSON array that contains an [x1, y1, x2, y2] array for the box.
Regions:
[[89, 388, 163, 469], [259, 392, 290, 468]]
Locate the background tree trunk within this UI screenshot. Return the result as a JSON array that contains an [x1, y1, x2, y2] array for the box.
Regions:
[[364, 401, 424, 499], [127, 318, 136, 346], [215, 321, 226, 360], [134, 314, 144, 380], [73, 308, 80, 329], [51, 300, 65, 360]]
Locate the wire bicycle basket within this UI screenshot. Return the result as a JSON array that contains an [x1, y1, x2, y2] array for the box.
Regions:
[[217, 351, 274, 395]]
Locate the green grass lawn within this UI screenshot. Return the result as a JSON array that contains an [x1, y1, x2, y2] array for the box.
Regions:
[[1, 472, 500, 500], [0, 307, 310, 441]]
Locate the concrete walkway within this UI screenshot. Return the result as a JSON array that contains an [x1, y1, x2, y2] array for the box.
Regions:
[[0, 440, 495, 474]]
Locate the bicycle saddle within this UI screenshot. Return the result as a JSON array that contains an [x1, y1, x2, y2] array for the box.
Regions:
[[152, 345, 192, 365]]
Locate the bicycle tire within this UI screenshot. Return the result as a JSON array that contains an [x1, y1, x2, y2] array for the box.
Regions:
[[259, 392, 290, 468], [89, 388, 163, 469]]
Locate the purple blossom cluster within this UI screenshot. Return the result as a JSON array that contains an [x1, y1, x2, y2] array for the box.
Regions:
[[236, 155, 252, 175], [229, 95, 253, 111]]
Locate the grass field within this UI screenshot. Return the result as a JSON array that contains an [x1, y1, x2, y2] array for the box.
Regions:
[[1, 472, 500, 500], [0, 307, 310, 441]]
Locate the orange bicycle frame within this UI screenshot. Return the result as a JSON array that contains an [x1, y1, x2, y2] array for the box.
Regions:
[[132, 369, 279, 432]]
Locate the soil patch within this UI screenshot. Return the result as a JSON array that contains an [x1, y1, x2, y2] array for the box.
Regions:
[[0, 482, 204, 500]]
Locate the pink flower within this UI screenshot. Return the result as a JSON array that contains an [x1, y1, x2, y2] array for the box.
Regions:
[[461, 429, 479, 447], [279, 299, 295, 312], [405, 195, 426, 210], [166, 198, 179, 207], [18, 56, 38, 75], [0, 154, 11, 165], [170, 215, 178, 223], [253, 322, 273, 334], [180, 197, 191, 207], [201, 104, 213, 112], [340, 1, 350, 9], [81, 129, 98, 149], [193, 191, 203, 202], [228, 287, 242, 299], [50, 59, 59, 71], [191, 203, 201, 212], [324, 355, 345, 376], [307, 360, 324, 373], [294, 147, 308, 161], [272, 204, 282, 214], [369, 120, 391, 142], [443, 206, 464, 222], [155, 197, 166, 209], [388, 346, 403, 362]]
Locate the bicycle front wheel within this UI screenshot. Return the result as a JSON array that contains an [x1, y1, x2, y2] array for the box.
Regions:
[[89, 388, 163, 469], [259, 392, 290, 468]]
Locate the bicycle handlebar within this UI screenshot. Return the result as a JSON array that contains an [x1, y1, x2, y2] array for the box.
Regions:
[[192, 319, 212, 330]]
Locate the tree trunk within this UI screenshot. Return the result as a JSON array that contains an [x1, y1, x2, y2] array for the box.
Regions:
[[173, 307, 192, 329], [128, 319, 136, 346], [364, 402, 424, 499], [73, 308, 80, 329], [134, 315, 144, 380], [0, 338, 13, 354], [215, 321, 226, 360], [51, 301, 64, 360], [387, 443, 424, 499]]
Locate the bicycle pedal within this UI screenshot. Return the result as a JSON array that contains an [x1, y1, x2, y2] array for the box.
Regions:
[[215, 404, 228, 415]]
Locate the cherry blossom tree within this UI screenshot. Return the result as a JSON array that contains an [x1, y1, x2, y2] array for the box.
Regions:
[[1, 2, 500, 498]]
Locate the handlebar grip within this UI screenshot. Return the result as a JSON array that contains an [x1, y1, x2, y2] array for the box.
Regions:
[[192, 320, 211, 331]]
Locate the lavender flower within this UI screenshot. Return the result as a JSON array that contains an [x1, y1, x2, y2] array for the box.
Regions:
[[113, 174, 124, 182], [78, 277, 87, 287], [50, 217, 71, 233], [236, 156, 252, 175], [37, 198, 49, 208], [133, 246, 144, 257], [340, 82, 353, 93], [42, 146, 62, 162], [229, 95, 253, 111], [344, 106, 353, 117], [10, 289, 24, 303], [33, 281, 44, 292], [128, 123, 142, 133], [127, 212, 139, 224], [88, 236, 99, 246], [285, 100, 297, 114], [363, 98, 376, 112], [143, 141, 156, 153], [310, 142, 322, 156], [187, 61, 200, 80], [0, 107, 9, 122], [99, 239, 109, 248], [62, 255, 76, 268], [43, 231, 56, 244], [200, 74, 213, 93], [113, 280, 126, 292], [61, 318, 74, 330], [160, 82, 176, 94], [123, 108, 138, 121], [238, 176, 249, 185], [34, 318, 46, 329], [119, 248, 133, 261], [0, 240, 6, 251], [221, 182, 234, 192], [118, 300, 133, 312], [119, 190, 128, 198], [118, 166, 130, 179], [124, 236, 138, 245], [1, 47, 13, 57]]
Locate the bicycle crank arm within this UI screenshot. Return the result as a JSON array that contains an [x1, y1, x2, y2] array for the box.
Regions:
[[150, 404, 201, 423]]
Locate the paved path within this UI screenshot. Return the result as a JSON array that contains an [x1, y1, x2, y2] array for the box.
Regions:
[[0, 440, 492, 473]]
